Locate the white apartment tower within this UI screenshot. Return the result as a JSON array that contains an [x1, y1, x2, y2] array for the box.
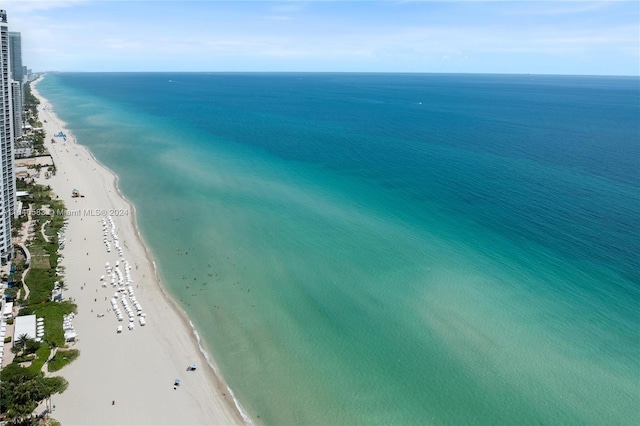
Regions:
[[0, 10, 15, 261]]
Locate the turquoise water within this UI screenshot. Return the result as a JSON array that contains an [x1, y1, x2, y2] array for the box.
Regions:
[[38, 73, 639, 425]]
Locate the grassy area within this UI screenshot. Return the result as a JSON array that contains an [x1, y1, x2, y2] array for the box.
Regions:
[[29, 245, 51, 269], [43, 219, 54, 240], [24, 268, 57, 305], [26, 345, 51, 376], [19, 301, 76, 348], [48, 349, 80, 372]]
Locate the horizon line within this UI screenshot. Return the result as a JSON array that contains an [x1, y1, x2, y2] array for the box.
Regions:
[[37, 70, 640, 78]]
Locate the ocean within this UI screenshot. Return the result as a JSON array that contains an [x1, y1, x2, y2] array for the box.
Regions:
[[37, 73, 639, 425]]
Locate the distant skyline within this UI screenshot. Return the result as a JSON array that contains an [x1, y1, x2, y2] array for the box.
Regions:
[[4, 1, 639, 75]]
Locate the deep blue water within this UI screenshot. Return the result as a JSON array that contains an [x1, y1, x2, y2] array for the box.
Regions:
[[39, 73, 640, 425]]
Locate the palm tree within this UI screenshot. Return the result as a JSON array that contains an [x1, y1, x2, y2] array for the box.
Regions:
[[16, 333, 31, 354]]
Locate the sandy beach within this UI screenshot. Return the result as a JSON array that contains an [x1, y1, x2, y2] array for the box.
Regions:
[[30, 78, 245, 426]]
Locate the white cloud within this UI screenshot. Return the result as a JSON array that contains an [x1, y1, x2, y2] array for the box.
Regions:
[[3, 0, 637, 73], [500, 1, 613, 17], [2, 0, 89, 14]]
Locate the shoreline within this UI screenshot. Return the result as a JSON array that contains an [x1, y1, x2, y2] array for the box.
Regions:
[[70, 113, 253, 425], [31, 75, 248, 425]]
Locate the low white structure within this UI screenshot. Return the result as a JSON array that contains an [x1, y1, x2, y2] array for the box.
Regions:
[[2, 301, 14, 319], [64, 331, 77, 342], [14, 314, 37, 341]]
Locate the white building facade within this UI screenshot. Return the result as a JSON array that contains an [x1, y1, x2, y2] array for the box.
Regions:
[[0, 10, 16, 261]]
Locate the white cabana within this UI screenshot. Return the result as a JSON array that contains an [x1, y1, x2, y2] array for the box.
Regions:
[[13, 314, 37, 341], [64, 331, 77, 342]]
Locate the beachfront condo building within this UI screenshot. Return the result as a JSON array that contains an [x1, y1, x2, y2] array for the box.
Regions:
[[8, 32, 23, 83], [9, 32, 23, 141], [0, 10, 16, 261], [7, 32, 20, 223]]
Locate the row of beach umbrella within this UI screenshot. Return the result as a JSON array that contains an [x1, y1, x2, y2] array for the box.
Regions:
[[101, 217, 147, 330]]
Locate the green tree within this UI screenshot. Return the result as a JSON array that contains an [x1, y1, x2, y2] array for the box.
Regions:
[[16, 334, 31, 354], [0, 364, 68, 424]]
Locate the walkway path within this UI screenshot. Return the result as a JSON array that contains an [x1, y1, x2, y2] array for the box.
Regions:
[[21, 267, 31, 299], [41, 219, 52, 243]]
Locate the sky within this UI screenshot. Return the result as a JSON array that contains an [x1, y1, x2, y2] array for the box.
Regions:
[[3, 1, 639, 75]]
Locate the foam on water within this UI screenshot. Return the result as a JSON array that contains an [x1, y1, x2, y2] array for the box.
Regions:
[[190, 321, 253, 425]]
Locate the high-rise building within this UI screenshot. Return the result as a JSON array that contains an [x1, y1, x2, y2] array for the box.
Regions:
[[0, 10, 15, 261], [8, 32, 22, 83], [9, 80, 18, 217], [11, 78, 22, 144], [8, 32, 23, 141]]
